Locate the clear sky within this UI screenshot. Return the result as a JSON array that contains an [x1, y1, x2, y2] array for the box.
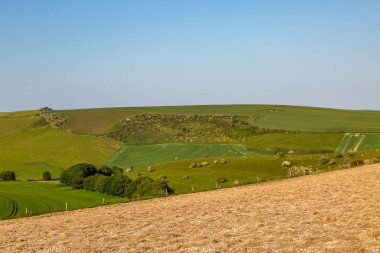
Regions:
[[1, 0, 379, 111]]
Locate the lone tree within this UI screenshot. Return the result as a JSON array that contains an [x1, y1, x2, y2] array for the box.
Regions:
[[0, 171, 16, 181], [42, 171, 52, 181]]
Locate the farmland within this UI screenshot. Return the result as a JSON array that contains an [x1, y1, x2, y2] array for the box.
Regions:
[[2, 104, 380, 219], [335, 133, 380, 153], [1, 165, 378, 252], [120, 150, 380, 194], [107, 143, 249, 168], [60, 105, 380, 134], [0, 181, 124, 219]]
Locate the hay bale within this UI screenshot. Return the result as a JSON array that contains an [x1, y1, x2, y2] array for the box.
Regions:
[[126, 168, 133, 173], [233, 180, 240, 186], [214, 160, 219, 164], [189, 163, 196, 169], [147, 166, 155, 172]]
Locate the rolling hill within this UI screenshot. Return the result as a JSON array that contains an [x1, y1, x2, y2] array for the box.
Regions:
[[59, 104, 380, 134]]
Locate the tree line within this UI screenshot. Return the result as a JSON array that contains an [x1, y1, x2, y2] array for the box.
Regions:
[[60, 163, 174, 198]]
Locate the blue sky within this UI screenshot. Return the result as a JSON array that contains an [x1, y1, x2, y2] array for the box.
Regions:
[[0, 0, 379, 111]]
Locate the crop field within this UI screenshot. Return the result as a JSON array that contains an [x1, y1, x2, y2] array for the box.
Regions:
[[335, 133, 380, 153], [0, 181, 124, 219], [1, 165, 378, 252], [60, 105, 380, 133], [246, 132, 343, 154], [107, 143, 249, 168]]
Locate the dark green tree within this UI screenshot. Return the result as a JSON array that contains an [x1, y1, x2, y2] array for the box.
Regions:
[[42, 171, 51, 181], [0, 171, 16, 181]]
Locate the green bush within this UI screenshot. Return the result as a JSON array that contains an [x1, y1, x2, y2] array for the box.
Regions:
[[60, 163, 97, 188], [95, 175, 111, 193], [105, 174, 132, 196], [83, 174, 100, 191], [98, 166, 123, 176], [124, 176, 173, 198], [0, 171, 16, 181], [42, 171, 51, 181]]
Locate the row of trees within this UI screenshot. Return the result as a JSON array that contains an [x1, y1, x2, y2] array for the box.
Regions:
[[0, 171, 51, 181], [60, 163, 174, 198]]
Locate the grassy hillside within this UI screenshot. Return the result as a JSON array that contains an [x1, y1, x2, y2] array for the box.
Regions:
[[126, 150, 380, 194], [0, 126, 122, 180], [0, 110, 40, 135], [107, 143, 249, 168], [0, 181, 124, 219], [60, 105, 380, 134], [246, 132, 343, 154]]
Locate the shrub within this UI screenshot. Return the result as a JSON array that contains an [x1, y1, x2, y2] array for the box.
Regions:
[[328, 159, 336, 165], [98, 166, 123, 176], [95, 175, 111, 193], [42, 171, 51, 181], [335, 153, 343, 158], [72, 176, 84, 189], [348, 152, 355, 157], [105, 174, 132, 196], [319, 156, 329, 165], [83, 174, 101, 191], [216, 177, 227, 184], [351, 159, 364, 167], [124, 176, 173, 198], [276, 152, 285, 158], [0, 171, 16, 181], [60, 163, 97, 188]]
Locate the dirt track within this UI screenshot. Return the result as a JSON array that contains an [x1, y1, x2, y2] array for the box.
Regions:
[[0, 165, 379, 253]]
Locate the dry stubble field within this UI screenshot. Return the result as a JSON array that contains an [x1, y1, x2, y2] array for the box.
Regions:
[[0, 165, 379, 253]]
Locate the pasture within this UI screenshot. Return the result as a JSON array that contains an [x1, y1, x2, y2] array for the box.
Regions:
[[60, 105, 380, 134], [0, 181, 124, 219], [107, 143, 249, 168], [125, 151, 380, 194], [246, 132, 343, 154], [0, 126, 122, 180]]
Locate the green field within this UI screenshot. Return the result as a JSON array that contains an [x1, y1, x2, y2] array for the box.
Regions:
[[0, 181, 124, 219], [2, 104, 380, 219], [126, 150, 380, 194], [335, 133, 380, 153], [0, 111, 122, 180], [60, 105, 380, 134], [246, 132, 343, 154], [107, 143, 249, 168]]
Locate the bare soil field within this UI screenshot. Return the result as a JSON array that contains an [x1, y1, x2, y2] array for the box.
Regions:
[[0, 165, 379, 253]]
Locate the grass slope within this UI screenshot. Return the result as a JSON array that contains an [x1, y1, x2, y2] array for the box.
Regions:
[[246, 132, 343, 154], [126, 151, 380, 194], [107, 143, 249, 168], [60, 105, 380, 134], [0, 181, 124, 219], [0, 126, 122, 180]]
